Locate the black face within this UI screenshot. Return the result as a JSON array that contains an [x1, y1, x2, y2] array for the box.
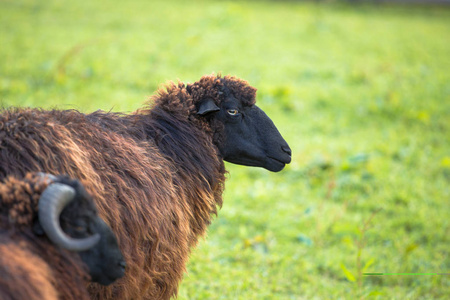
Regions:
[[57, 178, 126, 285], [76, 219, 126, 285], [199, 95, 291, 172]]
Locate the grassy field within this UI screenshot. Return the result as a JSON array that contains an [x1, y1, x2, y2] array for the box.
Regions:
[[1, 0, 449, 299]]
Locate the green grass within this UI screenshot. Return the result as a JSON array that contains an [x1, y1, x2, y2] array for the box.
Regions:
[[1, 0, 449, 298]]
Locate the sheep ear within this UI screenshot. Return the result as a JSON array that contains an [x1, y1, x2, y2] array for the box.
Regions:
[[197, 99, 220, 116]]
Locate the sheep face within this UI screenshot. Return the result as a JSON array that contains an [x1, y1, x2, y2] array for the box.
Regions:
[[38, 177, 126, 285], [197, 81, 291, 172], [76, 219, 126, 285], [219, 103, 291, 172]]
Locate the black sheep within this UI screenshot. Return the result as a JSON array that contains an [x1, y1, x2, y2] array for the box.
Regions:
[[0, 74, 291, 299]]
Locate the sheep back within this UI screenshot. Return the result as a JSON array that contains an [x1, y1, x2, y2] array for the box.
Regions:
[[1, 106, 225, 299]]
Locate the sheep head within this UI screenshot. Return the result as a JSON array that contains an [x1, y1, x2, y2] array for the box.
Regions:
[[36, 174, 126, 285], [189, 74, 291, 172], [150, 74, 291, 172]]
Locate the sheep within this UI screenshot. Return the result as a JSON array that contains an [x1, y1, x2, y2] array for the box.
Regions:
[[0, 172, 126, 300], [0, 73, 291, 299]]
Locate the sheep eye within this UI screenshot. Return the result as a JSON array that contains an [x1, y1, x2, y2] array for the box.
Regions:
[[74, 219, 87, 232], [75, 226, 85, 232], [227, 109, 239, 116]]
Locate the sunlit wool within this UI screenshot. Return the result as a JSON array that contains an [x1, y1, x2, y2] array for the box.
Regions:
[[0, 74, 275, 299]]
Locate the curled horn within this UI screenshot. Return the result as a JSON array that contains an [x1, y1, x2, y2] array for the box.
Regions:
[[38, 183, 100, 251]]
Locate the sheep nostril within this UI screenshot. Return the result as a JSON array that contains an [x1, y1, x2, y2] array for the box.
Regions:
[[119, 261, 127, 270], [282, 146, 291, 156]]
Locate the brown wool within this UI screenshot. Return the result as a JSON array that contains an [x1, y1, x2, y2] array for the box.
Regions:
[[0, 74, 258, 300]]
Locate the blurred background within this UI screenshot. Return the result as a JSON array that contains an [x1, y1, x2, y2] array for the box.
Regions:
[[1, 0, 449, 298]]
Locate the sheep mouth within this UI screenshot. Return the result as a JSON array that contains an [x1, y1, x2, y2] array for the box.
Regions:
[[95, 272, 124, 286], [224, 153, 290, 172], [267, 154, 291, 165], [266, 156, 291, 172]]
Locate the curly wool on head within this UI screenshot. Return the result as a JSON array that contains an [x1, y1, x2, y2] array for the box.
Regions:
[[0, 173, 44, 229], [151, 74, 255, 109], [187, 74, 256, 108]]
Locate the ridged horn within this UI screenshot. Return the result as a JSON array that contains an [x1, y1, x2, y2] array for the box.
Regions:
[[38, 183, 100, 251]]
